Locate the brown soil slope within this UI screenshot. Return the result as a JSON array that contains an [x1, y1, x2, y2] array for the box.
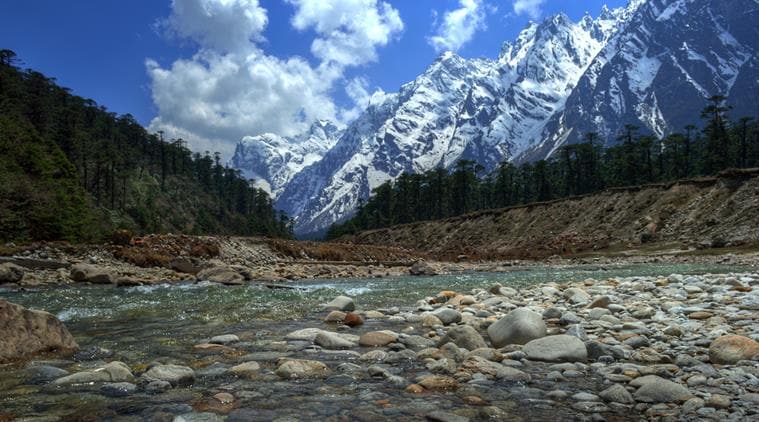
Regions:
[[343, 169, 759, 260]]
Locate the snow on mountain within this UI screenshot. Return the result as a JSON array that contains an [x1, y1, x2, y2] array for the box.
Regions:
[[523, 0, 758, 160], [230, 0, 757, 236], [274, 7, 630, 235], [230, 120, 342, 197]]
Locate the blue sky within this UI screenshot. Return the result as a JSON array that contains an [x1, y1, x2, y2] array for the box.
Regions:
[[2, 0, 627, 156]]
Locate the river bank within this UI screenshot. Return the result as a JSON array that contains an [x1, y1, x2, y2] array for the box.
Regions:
[[1, 264, 758, 421]]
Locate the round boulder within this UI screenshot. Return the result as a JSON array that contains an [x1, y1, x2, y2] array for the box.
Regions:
[[523, 335, 587, 362], [487, 308, 546, 348], [709, 335, 759, 364]]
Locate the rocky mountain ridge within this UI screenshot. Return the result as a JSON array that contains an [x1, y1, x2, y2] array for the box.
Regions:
[[231, 0, 758, 235]]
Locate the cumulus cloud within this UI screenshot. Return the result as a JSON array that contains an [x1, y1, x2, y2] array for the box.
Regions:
[[147, 0, 402, 158], [428, 0, 491, 53], [339, 77, 391, 122], [287, 0, 404, 67], [513, 0, 546, 20]]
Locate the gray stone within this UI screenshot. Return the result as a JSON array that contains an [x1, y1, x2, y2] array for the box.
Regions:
[[432, 308, 462, 326], [599, 384, 634, 404], [314, 331, 356, 350], [322, 296, 356, 312], [542, 307, 562, 319], [633, 376, 693, 403], [70, 263, 113, 284], [438, 325, 487, 351], [209, 334, 239, 345], [53, 361, 133, 385], [143, 364, 195, 387], [409, 260, 437, 276], [196, 266, 245, 285], [0, 263, 25, 284], [564, 288, 591, 304], [100, 382, 137, 397], [25, 364, 69, 384], [276, 359, 331, 379], [487, 308, 546, 348], [523, 335, 587, 362]]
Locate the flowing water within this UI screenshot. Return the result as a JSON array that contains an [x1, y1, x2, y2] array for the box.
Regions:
[[0, 263, 751, 421]]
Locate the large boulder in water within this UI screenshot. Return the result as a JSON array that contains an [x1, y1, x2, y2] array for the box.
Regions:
[[0, 263, 25, 284], [0, 299, 79, 363], [70, 263, 113, 284]]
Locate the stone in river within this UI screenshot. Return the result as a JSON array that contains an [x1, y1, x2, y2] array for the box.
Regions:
[[427, 410, 470, 422], [418, 375, 459, 391], [25, 364, 69, 384], [196, 266, 245, 285], [343, 312, 364, 327], [314, 331, 356, 350], [275, 359, 331, 379], [142, 364, 195, 387], [324, 310, 347, 323], [563, 288, 591, 304], [209, 334, 239, 345], [588, 296, 611, 309], [359, 331, 398, 347], [100, 382, 137, 397], [599, 384, 634, 404], [432, 308, 462, 326], [632, 376, 693, 403], [523, 335, 587, 362], [53, 361, 134, 385], [487, 308, 546, 348], [322, 296, 355, 312], [438, 325, 487, 351], [0, 299, 79, 363], [229, 361, 260, 377], [708, 335, 759, 364]]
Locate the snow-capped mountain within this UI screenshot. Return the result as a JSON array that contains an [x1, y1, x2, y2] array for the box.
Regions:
[[230, 120, 342, 197], [525, 0, 758, 159], [231, 0, 758, 236]]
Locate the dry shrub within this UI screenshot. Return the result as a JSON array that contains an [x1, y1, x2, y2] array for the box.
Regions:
[[110, 229, 134, 246], [190, 242, 220, 258]]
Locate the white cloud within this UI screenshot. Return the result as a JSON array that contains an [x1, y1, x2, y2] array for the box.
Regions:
[[513, 0, 546, 20], [428, 0, 491, 53], [287, 0, 404, 67], [147, 0, 402, 159]]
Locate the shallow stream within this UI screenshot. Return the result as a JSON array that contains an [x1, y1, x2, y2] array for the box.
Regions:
[[0, 263, 752, 421]]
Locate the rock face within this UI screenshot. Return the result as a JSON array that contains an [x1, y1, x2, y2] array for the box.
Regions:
[[487, 308, 546, 348], [0, 299, 79, 363], [523, 335, 588, 362], [0, 263, 25, 283], [709, 335, 759, 364]]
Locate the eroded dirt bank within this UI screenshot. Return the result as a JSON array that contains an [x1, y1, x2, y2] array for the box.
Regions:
[[342, 169, 759, 261]]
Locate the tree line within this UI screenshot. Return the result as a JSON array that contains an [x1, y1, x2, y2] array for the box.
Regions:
[[0, 49, 292, 242], [327, 96, 758, 239]]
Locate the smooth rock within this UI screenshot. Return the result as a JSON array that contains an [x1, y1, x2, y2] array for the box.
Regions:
[[196, 266, 244, 285], [409, 260, 436, 276], [438, 325, 487, 351], [359, 331, 398, 347], [209, 334, 239, 345], [418, 375, 458, 391], [324, 311, 347, 323], [432, 308, 462, 326], [315, 331, 356, 350], [0, 300, 79, 363], [276, 359, 331, 379], [229, 361, 260, 377], [143, 364, 195, 387], [53, 361, 134, 385], [100, 382, 137, 397], [588, 296, 611, 309], [70, 263, 113, 284], [599, 384, 634, 404], [343, 312, 364, 327], [523, 335, 587, 362], [487, 308, 546, 348], [322, 296, 355, 312], [708, 335, 759, 364], [633, 376, 693, 403]]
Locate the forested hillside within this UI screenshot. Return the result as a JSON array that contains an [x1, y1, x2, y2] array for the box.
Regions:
[[0, 50, 291, 242], [327, 97, 758, 239]]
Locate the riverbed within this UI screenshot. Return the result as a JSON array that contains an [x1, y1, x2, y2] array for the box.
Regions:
[[0, 262, 756, 421]]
